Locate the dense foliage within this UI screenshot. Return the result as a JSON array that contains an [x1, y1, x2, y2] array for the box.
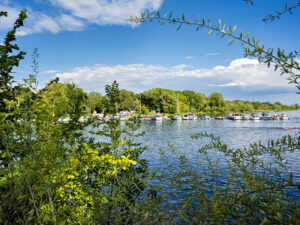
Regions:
[[1, 3, 300, 225], [0, 11, 155, 224]]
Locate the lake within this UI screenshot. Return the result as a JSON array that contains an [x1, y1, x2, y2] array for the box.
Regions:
[[138, 110, 300, 198]]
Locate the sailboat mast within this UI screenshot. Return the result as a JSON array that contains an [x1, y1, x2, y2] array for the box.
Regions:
[[177, 93, 180, 114]]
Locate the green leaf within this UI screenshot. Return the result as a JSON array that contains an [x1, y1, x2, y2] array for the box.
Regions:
[[195, 14, 199, 23], [244, 45, 250, 49], [208, 30, 212, 35], [232, 25, 236, 33], [177, 24, 182, 31], [229, 39, 234, 45]]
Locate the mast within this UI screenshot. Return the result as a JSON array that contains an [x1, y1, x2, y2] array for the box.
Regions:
[[177, 93, 180, 115]]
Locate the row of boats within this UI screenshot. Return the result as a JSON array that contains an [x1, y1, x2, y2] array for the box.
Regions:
[[226, 112, 288, 121], [155, 112, 289, 121], [57, 112, 289, 123]]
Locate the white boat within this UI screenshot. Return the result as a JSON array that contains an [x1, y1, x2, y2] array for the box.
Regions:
[[183, 113, 197, 120], [226, 114, 234, 120], [202, 114, 211, 120], [242, 114, 250, 120], [173, 113, 182, 120], [250, 113, 261, 121], [262, 112, 273, 120], [162, 114, 168, 120], [173, 94, 182, 121], [232, 114, 242, 120], [190, 114, 198, 120], [281, 113, 288, 120], [272, 114, 281, 120], [182, 114, 189, 120], [155, 114, 163, 122]]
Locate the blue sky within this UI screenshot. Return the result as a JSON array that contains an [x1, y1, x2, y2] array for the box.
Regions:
[[1, 0, 299, 104]]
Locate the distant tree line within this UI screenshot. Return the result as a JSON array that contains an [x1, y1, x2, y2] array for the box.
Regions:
[[84, 87, 299, 116]]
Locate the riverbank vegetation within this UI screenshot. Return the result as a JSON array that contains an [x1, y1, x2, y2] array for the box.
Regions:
[[1, 2, 300, 224], [87, 87, 299, 116]]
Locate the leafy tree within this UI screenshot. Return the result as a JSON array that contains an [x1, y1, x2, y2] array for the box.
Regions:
[[87, 91, 104, 113], [209, 92, 225, 108], [104, 80, 121, 114], [120, 89, 134, 111], [0, 12, 153, 224], [134, 98, 141, 112], [0, 10, 27, 112]]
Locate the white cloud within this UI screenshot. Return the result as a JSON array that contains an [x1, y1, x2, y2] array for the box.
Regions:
[[0, 5, 20, 30], [0, 4, 85, 36], [16, 11, 85, 36], [184, 56, 195, 59], [0, 0, 163, 35], [208, 58, 290, 88], [41, 70, 59, 74], [50, 0, 163, 25], [206, 52, 220, 56], [55, 58, 293, 94]]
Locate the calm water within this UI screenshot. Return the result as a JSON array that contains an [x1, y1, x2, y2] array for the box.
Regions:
[[137, 110, 300, 198]]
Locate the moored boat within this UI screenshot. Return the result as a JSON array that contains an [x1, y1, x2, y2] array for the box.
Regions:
[[200, 114, 210, 120], [272, 114, 281, 120], [242, 114, 250, 120], [262, 112, 273, 120], [281, 113, 288, 120], [232, 113, 242, 120], [250, 113, 261, 120], [162, 114, 169, 120], [155, 114, 163, 122], [173, 113, 182, 120], [173, 94, 182, 121], [190, 113, 198, 120], [182, 114, 189, 120], [182, 113, 197, 120]]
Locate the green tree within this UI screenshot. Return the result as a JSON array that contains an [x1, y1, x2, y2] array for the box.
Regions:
[[209, 92, 225, 110], [0, 10, 27, 112], [134, 98, 141, 112], [104, 80, 121, 114], [87, 91, 104, 113], [120, 89, 134, 111]]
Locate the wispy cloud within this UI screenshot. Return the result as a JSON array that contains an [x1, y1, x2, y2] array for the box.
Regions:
[[0, 4, 85, 36], [184, 56, 195, 59], [41, 70, 59, 74], [206, 52, 220, 56], [0, 0, 164, 35], [49, 0, 163, 25]]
